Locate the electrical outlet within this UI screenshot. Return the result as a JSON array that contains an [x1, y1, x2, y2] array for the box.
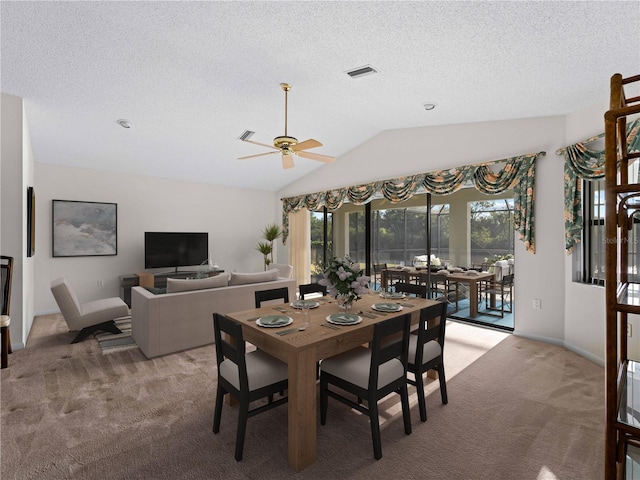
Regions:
[[628, 324, 633, 337], [533, 298, 542, 310], [97, 280, 104, 287]]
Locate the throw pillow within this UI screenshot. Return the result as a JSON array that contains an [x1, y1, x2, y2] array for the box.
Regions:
[[166, 274, 230, 293], [228, 268, 279, 286]]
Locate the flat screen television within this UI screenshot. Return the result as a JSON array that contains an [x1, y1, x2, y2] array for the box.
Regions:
[[144, 232, 208, 269]]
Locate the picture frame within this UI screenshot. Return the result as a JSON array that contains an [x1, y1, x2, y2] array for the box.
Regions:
[[27, 186, 35, 257], [52, 200, 117, 257]]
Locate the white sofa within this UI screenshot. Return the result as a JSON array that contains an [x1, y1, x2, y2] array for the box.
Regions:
[[131, 269, 296, 358]]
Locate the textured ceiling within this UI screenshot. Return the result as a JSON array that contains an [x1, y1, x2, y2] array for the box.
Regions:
[[2, 1, 639, 191]]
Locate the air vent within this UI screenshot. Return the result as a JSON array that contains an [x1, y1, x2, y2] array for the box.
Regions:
[[238, 130, 255, 141], [345, 65, 378, 79]]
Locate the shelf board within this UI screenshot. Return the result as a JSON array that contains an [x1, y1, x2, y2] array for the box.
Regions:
[[618, 360, 640, 430], [616, 283, 640, 310]]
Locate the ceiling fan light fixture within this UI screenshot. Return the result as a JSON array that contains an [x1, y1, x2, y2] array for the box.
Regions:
[[238, 130, 255, 141], [345, 65, 378, 79]]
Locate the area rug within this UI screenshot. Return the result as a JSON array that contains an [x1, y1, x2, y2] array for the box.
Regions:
[[93, 316, 138, 354]]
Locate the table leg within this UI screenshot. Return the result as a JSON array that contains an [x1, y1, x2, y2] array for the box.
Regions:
[[287, 347, 317, 471], [468, 281, 479, 317]]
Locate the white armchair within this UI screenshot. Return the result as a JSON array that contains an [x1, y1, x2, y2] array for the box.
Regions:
[[50, 278, 129, 343]]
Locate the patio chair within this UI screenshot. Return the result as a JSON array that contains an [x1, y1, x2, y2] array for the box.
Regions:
[[480, 274, 514, 317]]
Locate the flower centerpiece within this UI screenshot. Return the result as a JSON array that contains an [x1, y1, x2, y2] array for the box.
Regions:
[[318, 256, 370, 311]]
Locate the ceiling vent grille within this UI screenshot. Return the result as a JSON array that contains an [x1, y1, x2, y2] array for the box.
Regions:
[[238, 130, 255, 141], [345, 65, 378, 79]]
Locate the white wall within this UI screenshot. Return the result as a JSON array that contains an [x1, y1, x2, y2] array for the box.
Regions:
[[278, 115, 593, 359], [34, 163, 277, 313], [1, 93, 35, 350]]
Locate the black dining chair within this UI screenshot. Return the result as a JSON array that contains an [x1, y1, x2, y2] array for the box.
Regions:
[[254, 287, 290, 308], [212, 313, 289, 461], [320, 314, 412, 460], [1, 256, 13, 369], [407, 301, 448, 422], [298, 283, 327, 300], [393, 282, 428, 299]]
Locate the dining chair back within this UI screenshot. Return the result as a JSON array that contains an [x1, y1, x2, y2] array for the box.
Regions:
[[298, 283, 327, 300], [212, 313, 288, 461], [419, 271, 458, 312], [371, 263, 388, 291], [1, 256, 13, 368], [407, 301, 448, 422], [254, 287, 290, 308], [393, 282, 428, 299], [385, 269, 409, 292], [320, 314, 412, 459]]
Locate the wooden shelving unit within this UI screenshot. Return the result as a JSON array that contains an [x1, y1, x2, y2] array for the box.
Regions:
[[605, 73, 640, 479]]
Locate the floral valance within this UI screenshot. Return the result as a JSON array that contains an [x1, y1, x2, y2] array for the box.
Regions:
[[282, 152, 545, 253], [557, 118, 640, 253]]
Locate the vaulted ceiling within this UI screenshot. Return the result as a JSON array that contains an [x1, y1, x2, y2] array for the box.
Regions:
[[2, 1, 638, 191]]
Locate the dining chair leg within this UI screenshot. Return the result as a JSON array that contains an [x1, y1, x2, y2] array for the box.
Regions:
[[438, 365, 448, 405], [213, 385, 225, 433], [235, 398, 250, 461], [400, 385, 412, 435], [414, 372, 428, 422], [368, 396, 383, 460]]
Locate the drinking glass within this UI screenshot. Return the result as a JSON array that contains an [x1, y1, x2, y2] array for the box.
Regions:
[[300, 302, 310, 330]]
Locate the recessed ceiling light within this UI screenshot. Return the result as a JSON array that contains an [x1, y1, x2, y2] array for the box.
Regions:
[[423, 103, 436, 111], [117, 119, 131, 128], [345, 65, 378, 79]]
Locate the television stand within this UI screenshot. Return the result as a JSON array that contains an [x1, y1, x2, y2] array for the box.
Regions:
[[119, 269, 224, 307]]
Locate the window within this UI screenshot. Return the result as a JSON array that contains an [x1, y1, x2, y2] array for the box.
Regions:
[[469, 199, 515, 265], [574, 179, 605, 285]]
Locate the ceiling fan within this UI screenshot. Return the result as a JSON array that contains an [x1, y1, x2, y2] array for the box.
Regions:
[[238, 83, 335, 169]]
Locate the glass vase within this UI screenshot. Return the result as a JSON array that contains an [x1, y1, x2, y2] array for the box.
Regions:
[[337, 294, 354, 313]]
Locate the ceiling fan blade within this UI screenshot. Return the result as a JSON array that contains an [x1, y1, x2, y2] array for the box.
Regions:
[[238, 151, 279, 160], [282, 153, 295, 169], [296, 150, 335, 163], [242, 139, 278, 150], [290, 139, 322, 152]]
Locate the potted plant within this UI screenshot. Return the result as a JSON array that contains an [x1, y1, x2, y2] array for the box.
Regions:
[[256, 223, 282, 270]]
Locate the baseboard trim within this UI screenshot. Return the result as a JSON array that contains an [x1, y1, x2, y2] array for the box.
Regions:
[[513, 330, 604, 366]]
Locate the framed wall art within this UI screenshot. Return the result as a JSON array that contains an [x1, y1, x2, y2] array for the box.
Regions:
[[27, 186, 35, 257], [52, 200, 117, 257]]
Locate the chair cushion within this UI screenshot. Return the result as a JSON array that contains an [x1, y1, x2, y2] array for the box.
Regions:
[[166, 274, 229, 293], [0, 315, 10, 327], [408, 336, 442, 365], [321, 346, 404, 389], [228, 269, 279, 286], [219, 349, 288, 392], [75, 297, 129, 329]]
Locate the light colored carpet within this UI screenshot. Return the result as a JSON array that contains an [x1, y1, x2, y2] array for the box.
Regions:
[[1, 314, 604, 479]]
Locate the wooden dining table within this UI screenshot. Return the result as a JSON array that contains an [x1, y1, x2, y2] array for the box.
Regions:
[[226, 293, 437, 471], [380, 267, 495, 318]]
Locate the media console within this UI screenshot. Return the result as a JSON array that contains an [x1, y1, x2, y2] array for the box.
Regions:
[[119, 269, 224, 307]]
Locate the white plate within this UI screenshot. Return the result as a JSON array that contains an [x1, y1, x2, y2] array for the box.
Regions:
[[326, 313, 362, 325], [256, 315, 293, 328], [290, 300, 320, 309], [372, 303, 403, 312], [379, 292, 406, 299]]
